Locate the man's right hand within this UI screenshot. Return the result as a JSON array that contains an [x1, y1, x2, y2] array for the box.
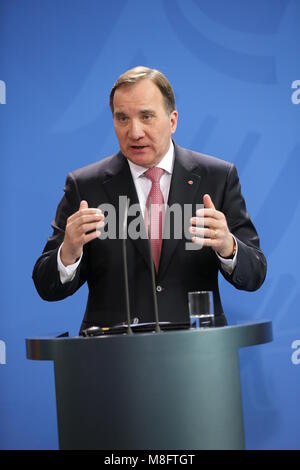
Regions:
[[60, 200, 104, 267]]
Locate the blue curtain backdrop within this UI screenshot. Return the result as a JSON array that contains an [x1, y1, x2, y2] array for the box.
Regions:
[[0, 0, 300, 449]]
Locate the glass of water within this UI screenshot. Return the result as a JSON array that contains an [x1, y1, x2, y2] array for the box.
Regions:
[[188, 291, 215, 328]]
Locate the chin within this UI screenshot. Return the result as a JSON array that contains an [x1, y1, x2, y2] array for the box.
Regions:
[[127, 153, 155, 168]]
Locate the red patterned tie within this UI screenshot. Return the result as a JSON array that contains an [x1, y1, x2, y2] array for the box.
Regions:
[[144, 167, 165, 271]]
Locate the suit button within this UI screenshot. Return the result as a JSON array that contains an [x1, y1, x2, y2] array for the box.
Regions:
[[156, 285, 163, 292]]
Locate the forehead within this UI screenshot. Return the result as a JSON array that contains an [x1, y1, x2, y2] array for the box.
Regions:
[[113, 79, 165, 111]]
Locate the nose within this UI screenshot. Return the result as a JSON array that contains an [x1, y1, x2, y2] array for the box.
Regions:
[[128, 119, 145, 140]]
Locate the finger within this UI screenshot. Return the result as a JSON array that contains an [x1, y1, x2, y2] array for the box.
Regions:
[[80, 200, 88, 210], [195, 208, 223, 219], [189, 226, 221, 238], [190, 217, 219, 228], [77, 213, 104, 225], [203, 194, 215, 210], [83, 230, 101, 245], [68, 208, 103, 223], [79, 220, 105, 234], [191, 237, 221, 249]]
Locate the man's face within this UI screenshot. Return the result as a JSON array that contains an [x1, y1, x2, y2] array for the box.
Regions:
[[113, 79, 178, 168]]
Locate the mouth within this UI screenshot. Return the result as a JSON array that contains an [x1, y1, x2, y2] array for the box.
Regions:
[[130, 145, 148, 150]]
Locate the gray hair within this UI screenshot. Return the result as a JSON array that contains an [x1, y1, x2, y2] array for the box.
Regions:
[[109, 66, 176, 115]]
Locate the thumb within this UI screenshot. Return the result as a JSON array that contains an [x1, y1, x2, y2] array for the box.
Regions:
[[80, 200, 88, 210], [203, 194, 215, 209]]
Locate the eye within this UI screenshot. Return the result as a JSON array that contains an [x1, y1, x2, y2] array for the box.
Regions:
[[142, 113, 153, 121], [115, 113, 128, 123]]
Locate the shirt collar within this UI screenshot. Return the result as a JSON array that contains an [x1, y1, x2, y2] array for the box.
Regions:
[[128, 140, 174, 180]]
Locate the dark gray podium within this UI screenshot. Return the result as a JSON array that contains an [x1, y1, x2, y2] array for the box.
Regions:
[[26, 321, 272, 450]]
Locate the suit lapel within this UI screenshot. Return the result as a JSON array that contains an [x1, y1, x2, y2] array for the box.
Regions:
[[158, 144, 203, 279], [101, 146, 205, 277]]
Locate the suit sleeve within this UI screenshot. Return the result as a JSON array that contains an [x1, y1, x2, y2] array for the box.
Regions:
[[32, 173, 88, 301], [219, 164, 267, 291]]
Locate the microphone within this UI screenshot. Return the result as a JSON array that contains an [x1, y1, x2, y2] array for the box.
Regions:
[[147, 198, 161, 333], [122, 197, 133, 335], [81, 196, 173, 338]]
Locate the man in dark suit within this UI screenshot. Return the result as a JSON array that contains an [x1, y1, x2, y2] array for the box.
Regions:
[[33, 66, 267, 332]]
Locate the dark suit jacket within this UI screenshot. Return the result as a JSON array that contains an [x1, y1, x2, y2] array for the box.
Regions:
[[33, 142, 267, 332]]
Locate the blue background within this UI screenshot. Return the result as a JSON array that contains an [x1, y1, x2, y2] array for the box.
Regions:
[[1, 0, 300, 449]]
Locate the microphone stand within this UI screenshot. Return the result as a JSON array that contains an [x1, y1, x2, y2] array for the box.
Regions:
[[148, 198, 161, 333], [122, 197, 133, 335]]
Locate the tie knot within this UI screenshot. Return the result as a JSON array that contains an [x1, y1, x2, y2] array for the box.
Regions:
[[144, 167, 164, 183]]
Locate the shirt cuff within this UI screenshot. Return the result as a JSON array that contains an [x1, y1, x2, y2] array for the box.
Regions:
[[216, 236, 238, 275], [57, 244, 82, 284]]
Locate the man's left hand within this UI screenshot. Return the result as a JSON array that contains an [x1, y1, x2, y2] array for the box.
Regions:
[[189, 194, 235, 258]]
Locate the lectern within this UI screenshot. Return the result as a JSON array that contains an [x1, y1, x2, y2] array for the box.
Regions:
[[26, 321, 272, 450]]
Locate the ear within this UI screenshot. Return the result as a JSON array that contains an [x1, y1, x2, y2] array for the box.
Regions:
[[170, 110, 178, 134]]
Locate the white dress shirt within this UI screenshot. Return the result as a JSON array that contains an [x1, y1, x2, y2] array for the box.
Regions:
[[57, 140, 237, 283], [127, 140, 174, 218]]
